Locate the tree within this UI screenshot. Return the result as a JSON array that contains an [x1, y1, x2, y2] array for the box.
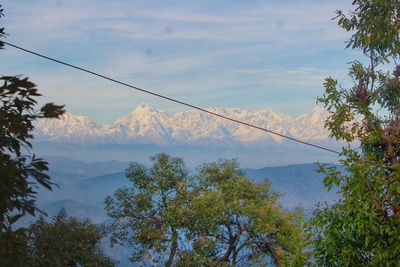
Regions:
[[0, 76, 65, 229], [106, 154, 307, 266], [308, 1, 400, 265], [0, 5, 65, 265], [179, 159, 307, 266], [0, 4, 65, 230], [25, 210, 113, 267], [105, 153, 191, 266]]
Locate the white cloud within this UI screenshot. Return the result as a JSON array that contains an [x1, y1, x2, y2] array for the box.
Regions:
[[3, 0, 350, 44]]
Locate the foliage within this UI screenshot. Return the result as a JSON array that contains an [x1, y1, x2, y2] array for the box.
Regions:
[[105, 153, 191, 266], [0, 3, 65, 230], [336, 0, 400, 60], [180, 159, 307, 267], [0, 76, 69, 265], [0, 228, 29, 267], [0, 75, 65, 229], [105, 154, 307, 266], [26, 209, 114, 267], [0, 5, 65, 265], [0, 4, 4, 49], [308, 1, 400, 265]]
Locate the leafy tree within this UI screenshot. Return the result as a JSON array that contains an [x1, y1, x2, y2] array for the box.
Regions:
[[308, 1, 400, 265], [0, 76, 64, 228], [106, 155, 307, 266], [179, 159, 307, 266], [25, 209, 113, 267], [0, 4, 65, 230], [0, 5, 65, 266], [0, 226, 28, 267], [105, 153, 191, 266]]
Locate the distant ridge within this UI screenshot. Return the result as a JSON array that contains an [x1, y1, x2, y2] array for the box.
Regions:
[[35, 104, 332, 146]]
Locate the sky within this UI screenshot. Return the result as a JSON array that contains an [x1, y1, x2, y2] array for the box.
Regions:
[[0, 0, 359, 124]]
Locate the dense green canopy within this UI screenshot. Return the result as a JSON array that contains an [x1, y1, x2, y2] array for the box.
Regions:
[[308, 0, 400, 265], [105, 154, 307, 266]]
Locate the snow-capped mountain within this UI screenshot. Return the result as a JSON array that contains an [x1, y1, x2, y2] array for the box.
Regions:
[[34, 104, 332, 145], [35, 112, 100, 142]]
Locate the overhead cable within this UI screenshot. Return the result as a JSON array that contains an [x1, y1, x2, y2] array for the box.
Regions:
[[2, 41, 341, 155]]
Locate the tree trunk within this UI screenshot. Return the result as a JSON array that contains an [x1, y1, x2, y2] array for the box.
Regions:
[[165, 229, 178, 267], [220, 235, 236, 263], [232, 249, 238, 266]]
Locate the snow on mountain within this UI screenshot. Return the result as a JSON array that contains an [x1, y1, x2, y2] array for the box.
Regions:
[[35, 112, 100, 142], [34, 104, 331, 145], [100, 104, 173, 144]]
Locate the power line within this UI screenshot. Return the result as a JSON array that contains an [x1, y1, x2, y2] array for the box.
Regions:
[[2, 41, 340, 155]]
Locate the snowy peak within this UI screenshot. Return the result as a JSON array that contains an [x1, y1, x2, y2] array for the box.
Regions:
[[34, 104, 330, 145], [130, 103, 157, 115], [35, 112, 98, 141], [300, 106, 329, 125], [105, 104, 172, 144]]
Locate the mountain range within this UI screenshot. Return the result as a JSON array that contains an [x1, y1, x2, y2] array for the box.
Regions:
[[34, 104, 332, 146]]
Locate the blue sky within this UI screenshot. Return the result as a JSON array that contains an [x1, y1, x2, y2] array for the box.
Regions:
[[0, 0, 358, 124]]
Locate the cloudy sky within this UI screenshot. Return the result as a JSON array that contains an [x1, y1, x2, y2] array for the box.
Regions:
[[0, 0, 358, 124]]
